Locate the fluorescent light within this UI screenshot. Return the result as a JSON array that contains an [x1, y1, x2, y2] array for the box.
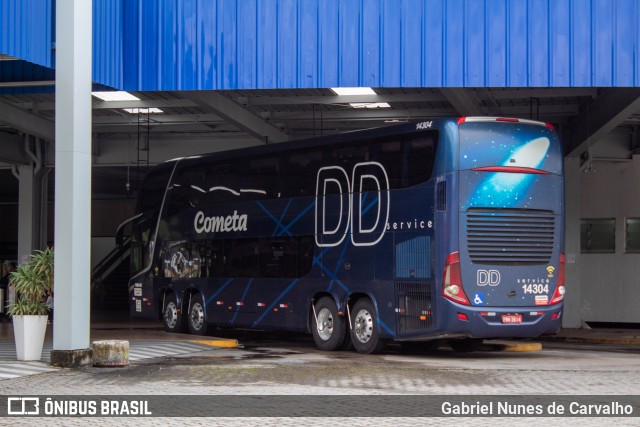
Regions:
[[349, 102, 390, 109], [92, 91, 140, 101], [123, 108, 164, 114], [330, 87, 376, 96]]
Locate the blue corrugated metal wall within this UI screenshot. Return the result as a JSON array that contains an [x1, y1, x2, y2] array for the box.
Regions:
[[2, 0, 639, 90], [93, 0, 123, 90], [117, 0, 640, 90], [0, 0, 53, 67]]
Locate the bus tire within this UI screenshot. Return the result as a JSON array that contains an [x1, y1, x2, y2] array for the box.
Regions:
[[350, 298, 386, 354], [162, 293, 185, 333], [450, 338, 483, 353], [187, 293, 210, 336], [311, 297, 347, 351]]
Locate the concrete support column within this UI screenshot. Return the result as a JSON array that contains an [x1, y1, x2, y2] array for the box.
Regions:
[[563, 158, 582, 329], [14, 136, 47, 304], [38, 166, 50, 250], [51, 0, 93, 368], [17, 163, 35, 265], [14, 163, 35, 304]]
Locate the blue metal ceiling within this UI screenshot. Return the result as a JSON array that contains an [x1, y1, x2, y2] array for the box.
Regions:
[[1, 0, 639, 91]]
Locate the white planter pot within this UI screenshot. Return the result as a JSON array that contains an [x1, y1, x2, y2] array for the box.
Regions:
[[13, 315, 48, 361]]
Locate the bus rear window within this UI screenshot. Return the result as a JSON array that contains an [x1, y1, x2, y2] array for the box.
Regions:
[[459, 122, 562, 175]]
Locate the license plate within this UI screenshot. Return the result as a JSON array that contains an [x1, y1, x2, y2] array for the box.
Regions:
[[501, 314, 522, 324]]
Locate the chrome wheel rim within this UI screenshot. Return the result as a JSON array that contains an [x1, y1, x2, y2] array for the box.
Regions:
[[190, 302, 205, 331], [316, 307, 334, 341], [164, 301, 178, 329], [354, 308, 374, 343]]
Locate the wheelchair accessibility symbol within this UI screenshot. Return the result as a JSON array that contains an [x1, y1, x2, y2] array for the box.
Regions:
[[473, 293, 484, 305]]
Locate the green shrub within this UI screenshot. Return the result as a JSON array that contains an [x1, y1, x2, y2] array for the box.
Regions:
[[6, 248, 54, 316]]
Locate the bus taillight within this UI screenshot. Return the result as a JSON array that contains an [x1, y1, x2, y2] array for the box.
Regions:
[[550, 254, 566, 305], [442, 252, 470, 305]]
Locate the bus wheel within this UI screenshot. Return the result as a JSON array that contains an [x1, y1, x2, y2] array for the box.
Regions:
[[450, 338, 483, 353], [187, 293, 210, 336], [311, 297, 347, 351], [163, 293, 184, 333], [350, 299, 386, 354]]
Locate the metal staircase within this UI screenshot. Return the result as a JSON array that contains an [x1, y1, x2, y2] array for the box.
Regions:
[[91, 237, 131, 311]]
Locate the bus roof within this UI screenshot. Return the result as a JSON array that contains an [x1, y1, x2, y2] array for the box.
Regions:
[[163, 119, 455, 167]]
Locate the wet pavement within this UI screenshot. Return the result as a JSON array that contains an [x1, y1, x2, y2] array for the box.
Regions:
[[0, 314, 639, 426]]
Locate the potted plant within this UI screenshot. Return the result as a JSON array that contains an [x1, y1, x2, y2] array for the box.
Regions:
[[6, 247, 54, 361]]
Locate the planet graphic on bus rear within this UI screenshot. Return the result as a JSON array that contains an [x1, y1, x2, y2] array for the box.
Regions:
[[468, 137, 551, 208]]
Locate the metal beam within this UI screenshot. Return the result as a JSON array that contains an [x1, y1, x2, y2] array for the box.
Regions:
[[89, 136, 261, 166], [0, 133, 30, 164], [184, 91, 289, 144], [15, 88, 598, 111], [91, 113, 224, 125], [487, 88, 599, 100], [241, 92, 447, 106], [440, 88, 486, 116], [91, 124, 225, 133], [266, 104, 577, 121], [92, 99, 200, 109], [0, 98, 55, 141], [565, 88, 640, 158], [0, 80, 55, 88], [15, 99, 200, 111]]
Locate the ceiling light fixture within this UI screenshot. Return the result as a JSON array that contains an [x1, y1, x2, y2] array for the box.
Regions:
[[92, 91, 140, 101], [330, 87, 377, 96], [349, 102, 390, 109], [123, 108, 164, 114]]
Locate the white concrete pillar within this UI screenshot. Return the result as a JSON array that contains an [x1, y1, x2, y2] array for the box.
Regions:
[[562, 158, 582, 328], [51, 0, 93, 367]]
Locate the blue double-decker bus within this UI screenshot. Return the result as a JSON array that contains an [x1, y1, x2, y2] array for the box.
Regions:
[[121, 117, 565, 353]]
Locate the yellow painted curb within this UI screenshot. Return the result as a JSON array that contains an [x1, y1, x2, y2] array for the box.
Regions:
[[500, 342, 543, 352], [484, 340, 542, 352], [190, 339, 239, 348]]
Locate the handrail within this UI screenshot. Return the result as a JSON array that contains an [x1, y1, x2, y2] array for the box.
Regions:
[[91, 236, 131, 285], [115, 212, 144, 248]]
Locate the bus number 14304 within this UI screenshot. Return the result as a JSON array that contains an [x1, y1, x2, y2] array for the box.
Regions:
[[522, 284, 549, 294]]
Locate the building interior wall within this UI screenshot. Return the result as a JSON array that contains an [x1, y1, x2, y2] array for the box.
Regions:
[[580, 155, 640, 323]]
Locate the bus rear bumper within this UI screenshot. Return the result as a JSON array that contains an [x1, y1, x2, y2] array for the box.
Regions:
[[440, 303, 563, 339]]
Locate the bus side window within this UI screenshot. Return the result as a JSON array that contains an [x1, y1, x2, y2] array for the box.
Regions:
[[372, 141, 404, 189], [164, 184, 188, 219], [259, 236, 313, 278], [244, 156, 279, 200], [202, 240, 224, 278], [225, 238, 259, 278], [406, 136, 437, 186], [130, 213, 154, 275], [259, 238, 286, 278], [297, 236, 314, 277], [328, 144, 370, 171], [281, 150, 323, 197]]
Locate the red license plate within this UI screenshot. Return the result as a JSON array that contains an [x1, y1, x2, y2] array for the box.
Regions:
[[501, 314, 523, 324]]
